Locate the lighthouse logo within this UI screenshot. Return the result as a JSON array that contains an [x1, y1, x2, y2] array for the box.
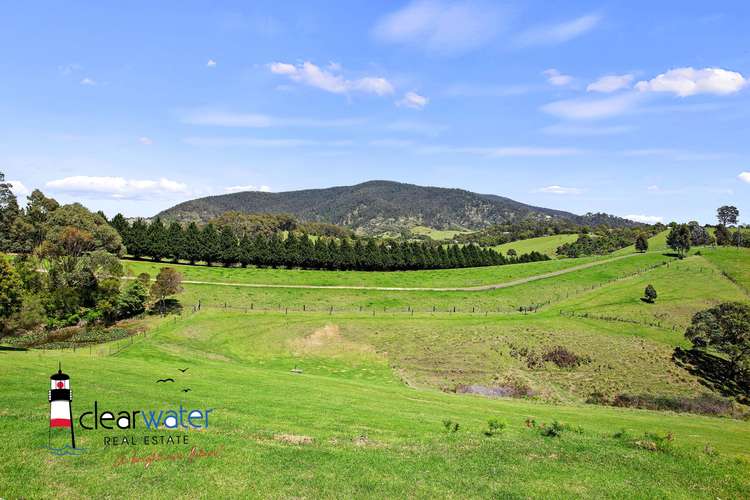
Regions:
[[46, 363, 85, 456]]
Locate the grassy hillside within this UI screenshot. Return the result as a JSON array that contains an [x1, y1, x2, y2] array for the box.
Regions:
[[555, 255, 748, 329], [410, 225, 472, 241], [123, 254, 610, 289], [142, 253, 673, 313], [2, 311, 749, 498], [701, 247, 750, 293], [613, 229, 670, 255], [493, 234, 579, 257], [3, 246, 749, 498]]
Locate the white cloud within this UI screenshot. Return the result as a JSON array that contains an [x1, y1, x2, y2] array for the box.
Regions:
[[6, 180, 29, 197], [739, 171, 750, 183], [269, 61, 394, 96], [623, 214, 663, 224], [225, 185, 271, 193], [541, 92, 641, 120], [516, 13, 601, 47], [372, 0, 504, 55], [45, 176, 189, 199], [207, 59, 217, 67], [420, 146, 582, 157], [351, 77, 395, 96], [538, 185, 583, 195], [587, 74, 633, 93], [635, 67, 746, 97], [138, 137, 153, 145], [183, 137, 352, 148], [80, 77, 96, 86], [180, 109, 363, 128], [543, 68, 573, 86], [397, 91, 429, 109], [541, 124, 633, 136], [647, 185, 660, 191], [621, 149, 727, 161]]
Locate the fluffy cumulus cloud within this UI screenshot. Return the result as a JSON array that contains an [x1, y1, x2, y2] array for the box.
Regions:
[[541, 92, 641, 120], [739, 171, 750, 184], [623, 214, 664, 224], [80, 77, 96, 86], [635, 67, 746, 97], [537, 185, 583, 195], [587, 74, 633, 93], [139, 136, 153, 145], [372, 0, 503, 55], [6, 180, 29, 197], [207, 59, 217, 67], [269, 61, 394, 96], [224, 185, 271, 193], [45, 176, 189, 200], [543, 69, 573, 86], [397, 91, 429, 109], [516, 13, 601, 47]]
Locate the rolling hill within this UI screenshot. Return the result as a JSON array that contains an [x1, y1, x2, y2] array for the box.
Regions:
[[156, 180, 640, 234]]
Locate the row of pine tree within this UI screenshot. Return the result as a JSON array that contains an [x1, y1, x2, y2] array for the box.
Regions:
[[109, 215, 549, 271]]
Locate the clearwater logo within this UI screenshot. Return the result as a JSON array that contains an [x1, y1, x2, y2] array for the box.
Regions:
[[47, 363, 83, 456], [45, 364, 214, 456]]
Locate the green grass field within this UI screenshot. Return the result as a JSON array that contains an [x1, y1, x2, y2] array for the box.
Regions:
[[2, 311, 750, 498], [701, 246, 750, 293], [614, 230, 671, 255], [493, 234, 580, 257], [161, 252, 672, 313], [122, 253, 612, 289], [3, 247, 750, 498], [410, 225, 472, 240]]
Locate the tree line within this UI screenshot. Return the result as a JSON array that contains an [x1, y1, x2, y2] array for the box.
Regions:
[[110, 215, 550, 271], [0, 174, 183, 336]]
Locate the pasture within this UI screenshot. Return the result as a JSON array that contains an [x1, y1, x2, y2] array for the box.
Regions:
[[2, 246, 749, 498], [493, 233, 579, 257]]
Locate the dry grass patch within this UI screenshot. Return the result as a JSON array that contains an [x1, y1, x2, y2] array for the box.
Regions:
[[273, 434, 314, 445]]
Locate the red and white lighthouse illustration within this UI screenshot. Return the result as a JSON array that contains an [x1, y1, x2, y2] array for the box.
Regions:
[[49, 363, 76, 449]]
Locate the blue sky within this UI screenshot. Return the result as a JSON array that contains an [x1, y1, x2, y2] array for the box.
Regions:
[[1, 0, 749, 224]]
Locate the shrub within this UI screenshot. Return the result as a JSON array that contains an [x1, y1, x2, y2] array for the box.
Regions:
[[483, 419, 506, 437], [442, 419, 460, 433], [644, 284, 657, 303], [539, 420, 566, 437], [542, 346, 590, 368], [586, 392, 609, 405], [612, 428, 630, 439], [611, 393, 739, 417], [534, 420, 582, 438], [635, 431, 674, 453]]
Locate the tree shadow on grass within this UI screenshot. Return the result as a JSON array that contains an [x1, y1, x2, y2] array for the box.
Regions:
[[148, 299, 183, 316], [673, 347, 749, 404]]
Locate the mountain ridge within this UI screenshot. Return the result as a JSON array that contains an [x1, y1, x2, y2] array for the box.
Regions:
[[156, 180, 641, 233]]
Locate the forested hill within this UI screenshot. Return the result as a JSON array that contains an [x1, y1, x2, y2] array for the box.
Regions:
[[156, 180, 639, 233]]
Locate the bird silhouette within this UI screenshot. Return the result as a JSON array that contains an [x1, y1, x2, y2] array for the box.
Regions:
[[178, 368, 189, 373], [156, 378, 175, 383], [181, 388, 191, 393]]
